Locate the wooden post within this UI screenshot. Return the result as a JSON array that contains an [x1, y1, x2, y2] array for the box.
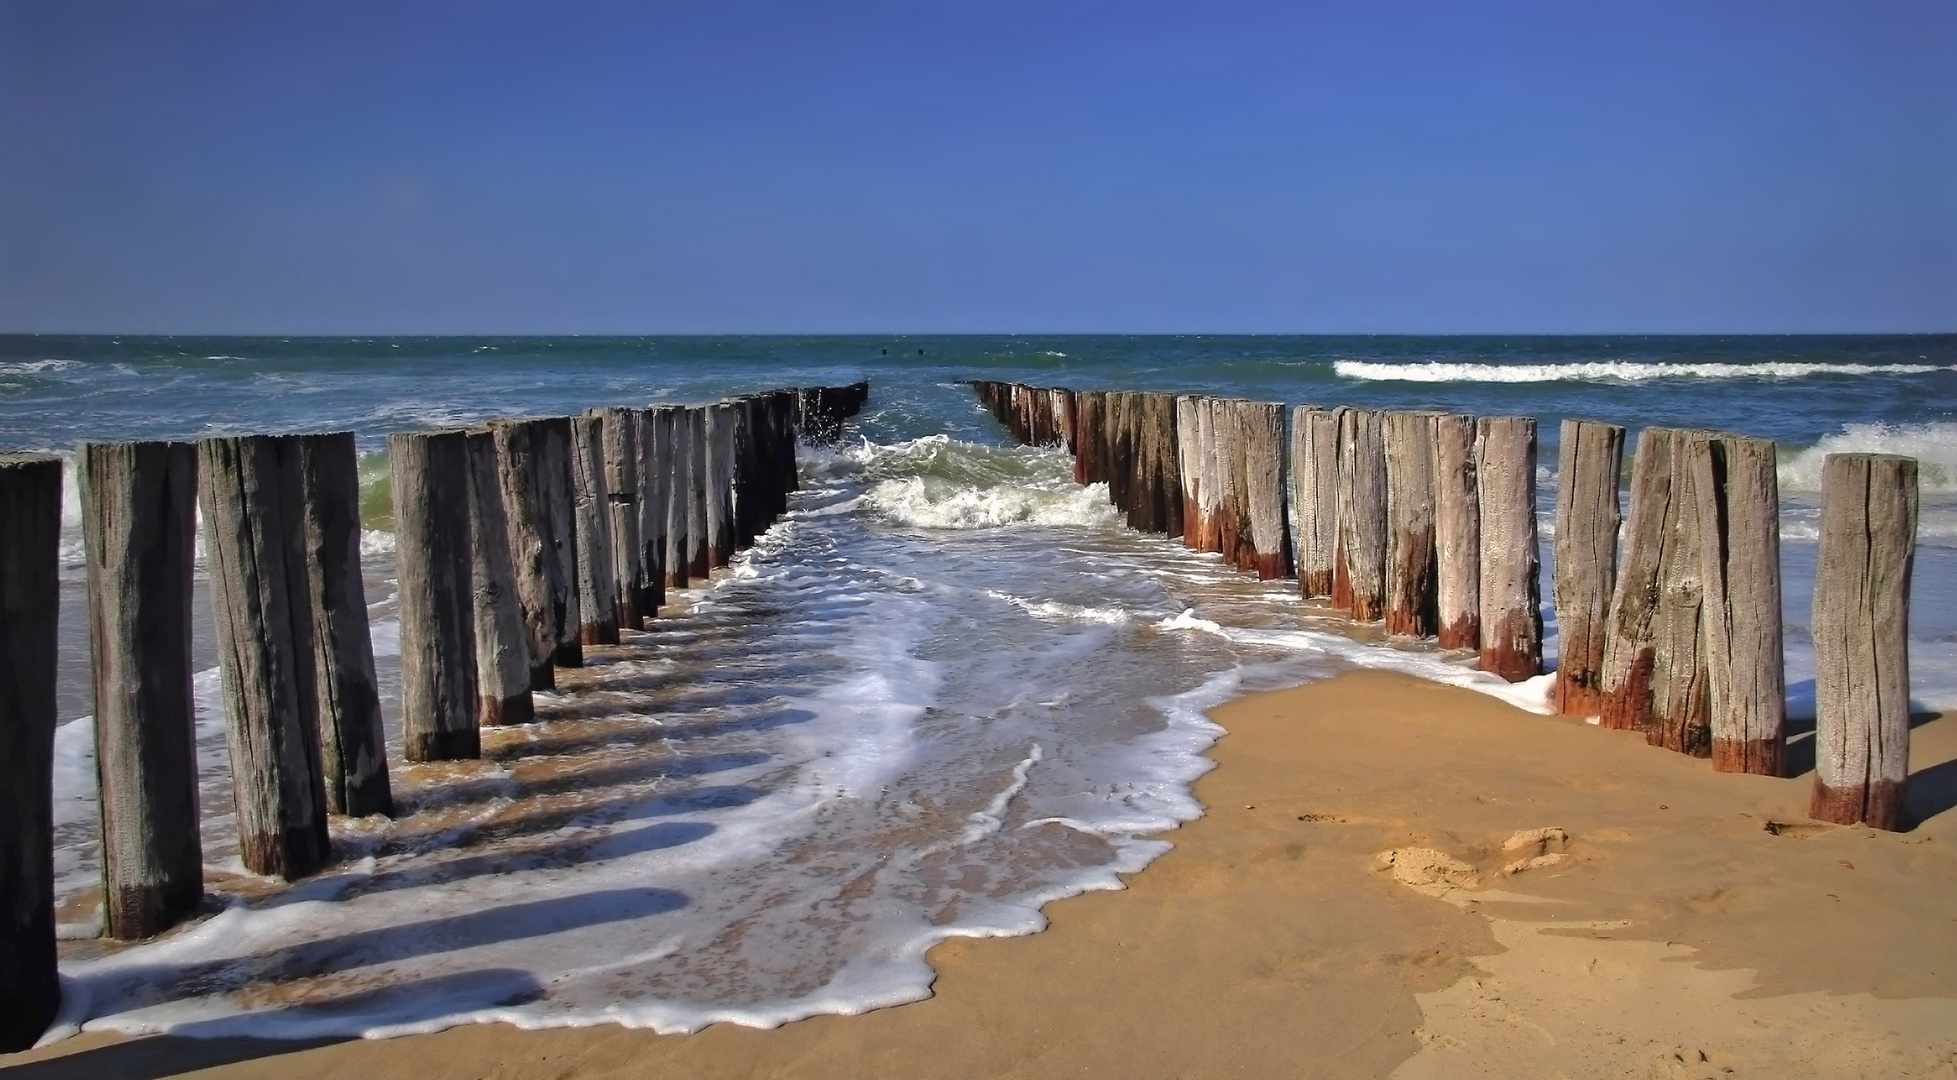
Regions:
[[705, 402, 737, 568], [1811, 453, 1916, 829], [1383, 411, 1438, 635], [1239, 401, 1290, 579], [1055, 388, 1077, 455], [1336, 408, 1388, 620], [590, 407, 645, 630], [1647, 429, 1711, 757], [1176, 395, 1203, 548], [1692, 432, 1785, 775], [1106, 392, 1136, 522], [570, 415, 620, 645], [685, 407, 710, 578], [490, 419, 567, 689], [389, 430, 481, 761], [198, 435, 333, 880], [80, 442, 203, 940], [1195, 397, 1227, 554], [1432, 412, 1479, 649], [637, 406, 668, 614], [533, 417, 583, 669], [1223, 401, 1256, 568], [1, 454, 62, 1047], [728, 397, 758, 549], [294, 433, 392, 817], [1551, 419, 1624, 714], [1289, 406, 1341, 600], [656, 405, 690, 591], [1474, 417, 1541, 682], [466, 429, 534, 727], [1075, 391, 1107, 487]]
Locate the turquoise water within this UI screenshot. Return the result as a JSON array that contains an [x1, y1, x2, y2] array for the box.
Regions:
[[5, 334, 1954, 1041]]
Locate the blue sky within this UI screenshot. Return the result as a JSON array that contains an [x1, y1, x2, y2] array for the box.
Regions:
[[2, 1, 1951, 334]]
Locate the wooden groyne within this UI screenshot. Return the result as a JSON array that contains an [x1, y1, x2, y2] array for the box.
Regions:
[[969, 380, 1921, 824], [0, 382, 868, 1045]]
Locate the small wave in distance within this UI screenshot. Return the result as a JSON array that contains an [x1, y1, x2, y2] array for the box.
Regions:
[[1335, 360, 1954, 383]]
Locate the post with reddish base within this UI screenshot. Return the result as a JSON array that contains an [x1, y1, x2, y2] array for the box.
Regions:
[[1810, 453, 1917, 830]]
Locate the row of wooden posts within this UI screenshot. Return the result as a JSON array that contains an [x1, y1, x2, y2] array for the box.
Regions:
[[0, 382, 867, 1051], [971, 381, 1921, 830]]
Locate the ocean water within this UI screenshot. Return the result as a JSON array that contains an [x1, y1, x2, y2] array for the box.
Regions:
[[3, 333, 1954, 1042]]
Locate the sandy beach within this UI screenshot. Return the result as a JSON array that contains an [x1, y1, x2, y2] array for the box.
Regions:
[[10, 669, 1956, 1079]]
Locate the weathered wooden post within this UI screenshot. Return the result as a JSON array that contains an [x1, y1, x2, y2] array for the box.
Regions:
[[1197, 397, 1229, 554], [570, 414, 620, 645], [80, 442, 204, 940], [1075, 391, 1107, 487], [1055, 388, 1077, 455], [1176, 395, 1203, 546], [389, 430, 481, 761], [466, 429, 534, 727], [1693, 432, 1786, 775], [1474, 417, 1541, 682], [1552, 420, 1624, 714], [534, 417, 583, 669], [1142, 393, 1180, 535], [705, 402, 737, 568], [295, 433, 392, 817], [1383, 411, 1438, 635], [1811, 453, 1916, 829], [1289, 406, 1342, 600], [1, 454, 62, 1048], [490, 419, 569, 688], [1239, 401, 1290, 579], [199, 434, 332, 879], [1432, 412, 1479, 649], [657, 405, 690, 591], [1600, 428, 1673, 732], [637, 406, 668, 613], [728, 397, 759, 548], [590, 406, 645, 630], [685, 407, 710, 578], [1106, 392, 1136, 521], [1335, 408, 1388, 620], [1647, 429, 1711, 757]]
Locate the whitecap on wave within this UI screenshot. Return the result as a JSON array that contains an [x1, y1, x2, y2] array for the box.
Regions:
[[1778, 421, 1957, 493], [1335, 359, 1954, 383]]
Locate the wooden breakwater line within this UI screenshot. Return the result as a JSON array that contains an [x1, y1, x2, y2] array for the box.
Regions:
[[968, 380, 1922, 824], [0, 382, 867, 1050]]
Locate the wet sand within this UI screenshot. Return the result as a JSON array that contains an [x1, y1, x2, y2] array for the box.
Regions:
[[11, 669, 1957, 1079]]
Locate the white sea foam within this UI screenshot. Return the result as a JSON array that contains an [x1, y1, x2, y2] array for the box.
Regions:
[[864, 476, 1120, 530], [1335, 360, 1954, 383], [0, 358, 83, 375], [1778, 421, 1957, 493], [1154, 609, 1558, 714]]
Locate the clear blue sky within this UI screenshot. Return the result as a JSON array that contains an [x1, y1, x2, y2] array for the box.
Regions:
[[2, 1, 1951, 334]]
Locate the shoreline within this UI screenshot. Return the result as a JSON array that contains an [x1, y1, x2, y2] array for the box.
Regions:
[[12, 669, 1957, 1078]]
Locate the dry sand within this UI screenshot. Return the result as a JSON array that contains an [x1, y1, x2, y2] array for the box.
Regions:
[[10, 670, 1957, 1079]]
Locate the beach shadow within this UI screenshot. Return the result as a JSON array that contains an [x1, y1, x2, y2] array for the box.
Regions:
[[73, 888, 687, 1016], [345, 820, 715, 898], [398, 749, 771, 815], [0, 1036, 343, 1080], [4, 969, 545, 1079], [1907, 757, 1957, 828]]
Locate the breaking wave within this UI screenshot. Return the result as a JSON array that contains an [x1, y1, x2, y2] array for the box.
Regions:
[[1335, 360, 1954, 384]]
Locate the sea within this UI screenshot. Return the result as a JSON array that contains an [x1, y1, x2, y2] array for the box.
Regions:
[[2, 334, 1954, 1042]]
